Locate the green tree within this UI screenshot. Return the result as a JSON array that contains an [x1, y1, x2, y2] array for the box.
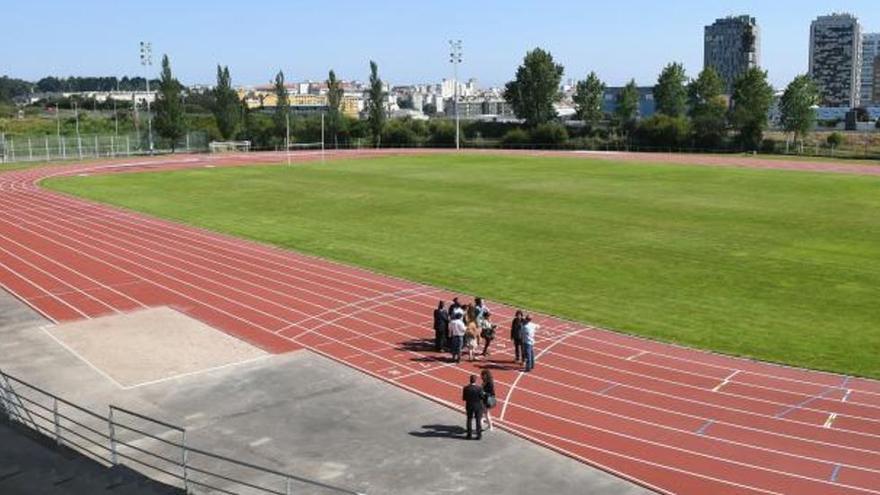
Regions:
[[653, 62, 688, 117], [153, 54, 187, 151], [615, 79, 640, 134], [272, 70, 290, 145], [687, 67, 728, 148], [212, 65, 241, 140], [573, 71, 605, 129], [326, 69, 343, 148], [366, 61, 385, 147], [503, 48, 564, 127], [779, 75, 819, 149], [730, 67, 774, 151]]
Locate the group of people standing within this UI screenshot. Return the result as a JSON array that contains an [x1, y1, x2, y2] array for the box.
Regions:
[[433, 297, 497, 363], [431, 296, 540, 440], [432, 297, 539, 371]]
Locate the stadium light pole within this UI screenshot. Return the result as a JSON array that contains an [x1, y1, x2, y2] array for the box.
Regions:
[[448, 40, 462, 150], [140, 41, 155, 155], [55, 104, 61, 154], [74, 101, 82, 159]]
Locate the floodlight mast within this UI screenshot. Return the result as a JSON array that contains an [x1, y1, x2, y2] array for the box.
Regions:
[[140, 41, 154, 155], [449, 40, 462, 151]]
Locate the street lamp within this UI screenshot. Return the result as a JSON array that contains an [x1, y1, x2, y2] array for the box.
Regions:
[[449, 39, 462, 150], [140, 41, 154, 154]]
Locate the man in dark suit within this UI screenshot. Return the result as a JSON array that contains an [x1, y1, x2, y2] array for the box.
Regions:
[[433, 300, 450, 352], [462, 374, 484, 440]]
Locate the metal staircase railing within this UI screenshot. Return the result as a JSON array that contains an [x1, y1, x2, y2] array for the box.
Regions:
[[0, 369, 365, 495]]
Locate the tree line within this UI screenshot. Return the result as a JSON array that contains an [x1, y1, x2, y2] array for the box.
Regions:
[[148, 55, 389, 150], [8, 48, 830, 152], [500, 47, 820, 152]]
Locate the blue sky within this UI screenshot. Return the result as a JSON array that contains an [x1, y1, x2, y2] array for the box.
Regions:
[[1, 0, 878, 88]]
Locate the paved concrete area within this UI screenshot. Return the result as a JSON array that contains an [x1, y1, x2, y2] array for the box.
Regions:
[[0, 289, 651, 495], [44, 307, 267, 388]]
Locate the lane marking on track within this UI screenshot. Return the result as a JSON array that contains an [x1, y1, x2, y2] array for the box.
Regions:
[[824, 413, 838, 429], [0, 279, 58, 324], [598, 383, 619, 395], [695, 420, 715, 435], [843, 389, 853, 402], [775, 387, 838, 419], [713, 370, 740, 392], [830, 464, 842, 482], [626, 350, 649, 361], [503, 401, 880, 494], [499, 326, 585, 421]]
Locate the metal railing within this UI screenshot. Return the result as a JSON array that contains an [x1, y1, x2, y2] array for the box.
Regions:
[[0, 132, 209, 164], [0, 369, 365, 495]]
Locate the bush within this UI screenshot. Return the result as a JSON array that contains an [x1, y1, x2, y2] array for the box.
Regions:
[[427, 120, 456, 146], [760, 138, 778, 154], [465, 121, 518, 139], [634, 115, 691, 149], [826, 132, 844, 149], [501, 128, 530, 147], [530, 122, 568, 146], [382, 119, 420, 147]]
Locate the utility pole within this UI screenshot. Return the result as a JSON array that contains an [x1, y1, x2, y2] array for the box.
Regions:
[[74, 101, 82, 159], [55, 104, 61, 158], [113, 79, 119, 137], [448, 40, 463, 150], [140, 41, 154, 154]]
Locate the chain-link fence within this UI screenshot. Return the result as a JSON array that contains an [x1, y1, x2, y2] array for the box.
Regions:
[[0, 131, 209, 164]]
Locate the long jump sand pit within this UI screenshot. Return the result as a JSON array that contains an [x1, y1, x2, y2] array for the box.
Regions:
[[44, 307, 267, 388]]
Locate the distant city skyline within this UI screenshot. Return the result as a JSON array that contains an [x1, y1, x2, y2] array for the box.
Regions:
[[2, 0, 880, 89]]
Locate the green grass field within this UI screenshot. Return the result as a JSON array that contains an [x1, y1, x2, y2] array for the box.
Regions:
[[44, 154, 880, 378]]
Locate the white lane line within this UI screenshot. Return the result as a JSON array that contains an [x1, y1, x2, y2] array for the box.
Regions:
[[503, 420, 773, 495], [0, 260, 88, 320], [500, 326, 585, 421], [0, 213, 284, 333], [824, 413, 839, 429], [843, 390, 853, 403], [0, 230, 146, 312], [713, 370, 741, 392], [627, 350, 649, 361], [0, 279, 59, 324]]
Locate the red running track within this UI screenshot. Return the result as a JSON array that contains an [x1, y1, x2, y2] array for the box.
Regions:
[[2, 151, 880, 495]]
